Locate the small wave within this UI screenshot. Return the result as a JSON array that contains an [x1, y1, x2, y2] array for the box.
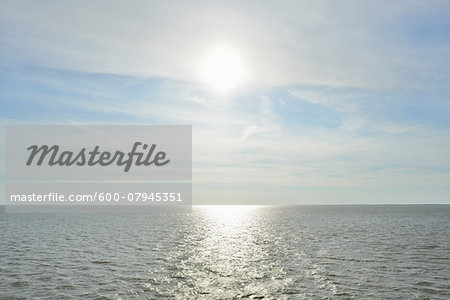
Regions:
[[91, 261, 113, 264]]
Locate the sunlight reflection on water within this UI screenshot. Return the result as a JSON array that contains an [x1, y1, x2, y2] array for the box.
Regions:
[[0, 205, 449, 299]]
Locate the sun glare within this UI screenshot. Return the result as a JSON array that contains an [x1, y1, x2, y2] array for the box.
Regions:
[[201, 46, 244, 92]]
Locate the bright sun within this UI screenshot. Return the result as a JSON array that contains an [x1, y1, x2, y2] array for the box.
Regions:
[[201, 46, 244, 92]]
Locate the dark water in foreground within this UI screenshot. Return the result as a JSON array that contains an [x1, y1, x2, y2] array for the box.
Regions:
[[0, 205, 449, 299]]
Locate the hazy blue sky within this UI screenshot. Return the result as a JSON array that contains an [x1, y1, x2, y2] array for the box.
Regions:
[[1, 0, 450, 204]]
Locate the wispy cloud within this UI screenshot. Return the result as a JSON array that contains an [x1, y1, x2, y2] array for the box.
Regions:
[[1, 1, 449, 89]]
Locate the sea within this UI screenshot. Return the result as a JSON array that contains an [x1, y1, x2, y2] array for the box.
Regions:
[[0, 205, 449, 299]]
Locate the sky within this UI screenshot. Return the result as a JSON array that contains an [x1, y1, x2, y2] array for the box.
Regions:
[[1, 0, 450, 204]]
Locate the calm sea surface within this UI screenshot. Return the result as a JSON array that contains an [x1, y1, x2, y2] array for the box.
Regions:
[[0, 205, 449, 299]]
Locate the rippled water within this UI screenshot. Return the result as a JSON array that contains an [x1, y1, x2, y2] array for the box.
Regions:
[[0, 205, 449, 299]]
